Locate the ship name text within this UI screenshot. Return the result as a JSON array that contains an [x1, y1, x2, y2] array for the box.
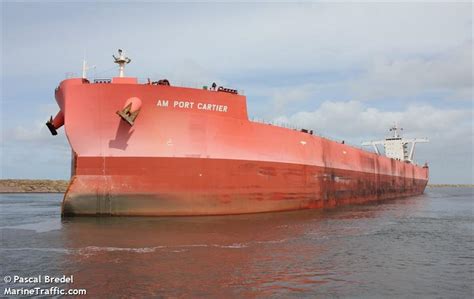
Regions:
[[156, 100, 228, 113]]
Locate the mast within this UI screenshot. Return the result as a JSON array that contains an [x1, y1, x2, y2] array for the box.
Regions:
[[389, 123, 402, 138], [113, 49, 132, 77]]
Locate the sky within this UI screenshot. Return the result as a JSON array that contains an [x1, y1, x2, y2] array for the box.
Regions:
[[1, 2, 472, 184]]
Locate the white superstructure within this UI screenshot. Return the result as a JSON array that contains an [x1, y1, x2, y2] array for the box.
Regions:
[[362, 125, 428, 163]]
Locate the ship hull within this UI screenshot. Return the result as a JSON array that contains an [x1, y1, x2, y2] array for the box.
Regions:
[[55, 78, 429, 216], [62, 157, 427, 216]]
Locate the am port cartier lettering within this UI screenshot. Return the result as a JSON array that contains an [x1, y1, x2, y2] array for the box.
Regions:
[[156, 100, 228, 113], [197, 102, 228, 112]]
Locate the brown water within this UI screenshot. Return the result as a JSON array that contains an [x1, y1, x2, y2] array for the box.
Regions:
[[1, 188, 473, 298]]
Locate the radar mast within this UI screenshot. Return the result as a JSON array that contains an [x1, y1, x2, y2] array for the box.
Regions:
[[113, 49, 131, 77]]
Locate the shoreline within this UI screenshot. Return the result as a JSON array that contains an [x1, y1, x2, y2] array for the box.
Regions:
[[0, 179, 69, 193], [427, 184, 474, 188], [0, 179, 472, 193]]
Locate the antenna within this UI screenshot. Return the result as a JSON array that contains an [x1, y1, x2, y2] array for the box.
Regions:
[[81, 50, 96, 79], [82, 59, 96, 79], [389, 123, 403, 138], [113, 49, 132, 77]]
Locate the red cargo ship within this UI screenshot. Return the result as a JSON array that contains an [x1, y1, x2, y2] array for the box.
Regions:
[[48, 50, 429, 216]]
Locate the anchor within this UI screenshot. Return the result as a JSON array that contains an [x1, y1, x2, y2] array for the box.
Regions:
[[46, 111, 64, 136], [116, 97, 142, 126], [116, 102, 140, 126]]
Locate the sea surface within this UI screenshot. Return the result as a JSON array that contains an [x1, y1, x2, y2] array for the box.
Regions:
[[1, 188, 473, 298]]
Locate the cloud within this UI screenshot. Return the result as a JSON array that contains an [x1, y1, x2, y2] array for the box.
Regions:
[[1, 107, 70, 179], [273, 100, 471, 143], [350, 42, 473, 100], [268, 84, 317, 114], [3, 3, 472, 78]]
